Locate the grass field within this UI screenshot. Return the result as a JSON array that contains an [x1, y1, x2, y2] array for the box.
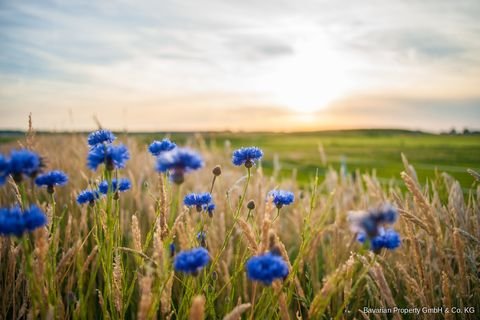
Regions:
[[0, 130, 479, 319], [138, 130, 480, 189], [3, 130, 479, 189]]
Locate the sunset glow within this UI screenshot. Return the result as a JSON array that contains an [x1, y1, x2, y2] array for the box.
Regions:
[[0, 1, 479, 131]]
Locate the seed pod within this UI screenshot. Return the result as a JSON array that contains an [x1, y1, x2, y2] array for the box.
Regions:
[[212, 165, 222, 176]]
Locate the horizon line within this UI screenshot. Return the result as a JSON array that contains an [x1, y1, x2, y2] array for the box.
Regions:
[[1, 127, 479, 136]]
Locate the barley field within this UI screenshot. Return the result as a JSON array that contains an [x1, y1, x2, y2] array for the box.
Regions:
[[0, 129, 479, 320]]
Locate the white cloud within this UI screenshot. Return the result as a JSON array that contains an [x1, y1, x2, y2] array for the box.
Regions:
[[0, 0, 479, 130]]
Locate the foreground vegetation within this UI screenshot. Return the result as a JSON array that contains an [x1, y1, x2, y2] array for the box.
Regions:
[[0, 130, 479, 319]]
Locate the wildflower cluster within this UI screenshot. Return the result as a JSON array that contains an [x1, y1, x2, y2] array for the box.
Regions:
[[0, 205, 47, 236], [87, 129, 130, 171], [88, 144, 130, 171], [148, 138, 176, 156], [173, 247, 210, 275], [76, 130, 132, 206], [156, 147, 203, 184], [77, 189, 101, 206], [246, 252, 289, 285], [268, 190, 295, 209], [349, 204, 401, 252], [357, 228, 401, 250], [184, 192, 214, 213], [232, 147, 263, 168], [0, 149, 44, 183], [0, 149, 53, 238], [35, 170, 68, 193], [87, 129, 116, 146], [99, 178, 131, 194], [0, 130, 410, 319]]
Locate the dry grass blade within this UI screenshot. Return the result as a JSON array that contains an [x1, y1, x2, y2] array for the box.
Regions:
[[161, 272, 174, 316], [398, 209, 432, 235], [131, 215, 142, 252], [223, 303, 251, 320], [467, 168, 480, 182], [236, 218, 258, 253], [189, 295, 206, 320], [370, 263, 401, 320], [137, 274, 153, 320], [309, 255, 358, 318]]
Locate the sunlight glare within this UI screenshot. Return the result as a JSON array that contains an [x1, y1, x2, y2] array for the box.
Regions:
[[262, 33, 354, 114]]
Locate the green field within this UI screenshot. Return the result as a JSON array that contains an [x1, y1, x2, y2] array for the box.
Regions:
[[139, 130, 480, 190]]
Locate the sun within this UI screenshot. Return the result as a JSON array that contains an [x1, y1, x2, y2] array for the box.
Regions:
[[257, 33, 356, 114]]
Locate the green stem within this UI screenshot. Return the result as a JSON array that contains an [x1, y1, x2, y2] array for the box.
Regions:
[[201, 167, 251, 290], [21, 235, 46, 317], [272, 208, 281, 222], [47, 192, 58, 308]]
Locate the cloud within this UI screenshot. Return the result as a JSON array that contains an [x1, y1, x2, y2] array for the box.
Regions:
[[323, 93, 480, 131], [1, 0, 480, 131]]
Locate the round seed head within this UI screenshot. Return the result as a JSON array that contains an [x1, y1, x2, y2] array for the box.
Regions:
[[212, 165, 222, 176]]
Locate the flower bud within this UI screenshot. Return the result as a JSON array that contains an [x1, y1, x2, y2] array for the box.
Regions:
[[212, 165, 222, 176]]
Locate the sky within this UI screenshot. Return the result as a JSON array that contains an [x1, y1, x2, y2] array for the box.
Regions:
[[0, 0, 479, 132]]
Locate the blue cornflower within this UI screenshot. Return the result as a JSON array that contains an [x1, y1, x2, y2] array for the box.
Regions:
[[197, 231, 207, 247], [148, 139, 176, 156], [9, 149, 42, 182], [357, 228, 401, 251], [77, 189, 101, 206], [98, 178, 131, 194], [87, 144, 130, 171], [0, 207, 24, 236], [23, 205, 48, 232], [348, 204, 398, 237], [232, 147, 263, 168], [184, 192, 212, 212], [0, 205, 47, 236], [156, 148, 204, 184], [382, 229, 401, 249], [375, 204, 398, 224], [204, 203, 215, 217], [173, 247, 210, 275], [169, 243, 176, 257], [87, 129, 116, 147], [0, 155, 10, 185], [35, 170, 68, 193], [268, 190, 295, 209], [246, 252, 289, 285]]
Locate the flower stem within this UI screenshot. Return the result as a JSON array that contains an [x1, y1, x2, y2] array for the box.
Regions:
[[202, 167, 251, 289], [249, 282, 258, 320]]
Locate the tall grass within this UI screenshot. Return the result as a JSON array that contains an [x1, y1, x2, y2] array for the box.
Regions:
[[0, 133, 479, 319]]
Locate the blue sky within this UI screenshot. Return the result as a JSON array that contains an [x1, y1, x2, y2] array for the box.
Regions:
[[0, 0, 479, 131]]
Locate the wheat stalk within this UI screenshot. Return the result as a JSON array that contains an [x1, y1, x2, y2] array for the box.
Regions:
[[223, 303, 251, 320], [131, 215, 142, 253], [237, 218, 258, 253], [189, 295, 206, 320]]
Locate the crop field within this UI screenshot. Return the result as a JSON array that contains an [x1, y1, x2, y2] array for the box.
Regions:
[[138, 130, 480, 188], [0, 129, 479, 319]]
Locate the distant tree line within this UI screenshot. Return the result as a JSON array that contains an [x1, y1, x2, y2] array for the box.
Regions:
[[441, 128, 480, 135]]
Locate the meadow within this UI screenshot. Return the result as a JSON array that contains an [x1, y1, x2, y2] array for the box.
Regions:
[[0, 129, 479, 319], [139, 130, 480, 188]]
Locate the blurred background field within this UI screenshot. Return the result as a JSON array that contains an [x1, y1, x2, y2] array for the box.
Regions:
[[3, 129, 479, 189]]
